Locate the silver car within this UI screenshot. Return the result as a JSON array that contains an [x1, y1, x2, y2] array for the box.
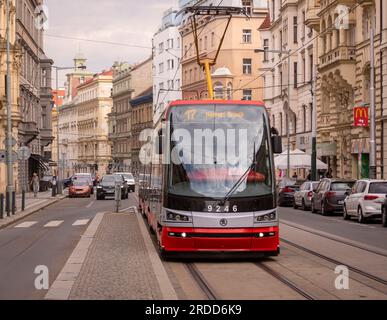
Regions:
[[293, 181, 319, 211], [115, 172, 136, 192]]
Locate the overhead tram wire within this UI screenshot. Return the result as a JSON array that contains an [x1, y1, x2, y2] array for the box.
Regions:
[[44, 34, 152, 49], [156, 0, 226, 107], [237, 1, 362, 93]]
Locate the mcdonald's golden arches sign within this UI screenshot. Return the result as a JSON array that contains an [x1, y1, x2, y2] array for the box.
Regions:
[[353, 106, 369, 127]]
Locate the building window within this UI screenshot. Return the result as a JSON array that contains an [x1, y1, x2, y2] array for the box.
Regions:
[[214, 82, 224, 99], [242, 29, 252, 43], [243, 58, 252, 74], [204, 36, 208, 50], [309, 54, 313, 82], [167, 59, 174, 70], [302, 11, 306, 39], [283, 18, 288, 46], [242, 89, 252, 101], [293, 16, 298, 44], [159, 42, 164, 54], [159, 82, 164, 91], [294, 62, 298, 88], [167, 38, 174, 49], [263, 39, 269, 61], [211, 32, 215, 47], [159, 62, 164, 74], [226, 82, 233, 100], [242, 0, 252, 15]]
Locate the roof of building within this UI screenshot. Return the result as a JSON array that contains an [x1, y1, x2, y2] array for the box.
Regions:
[[130, 87, 153, 107], [77, 69, 113, 89], [258, 13, 271, 30]]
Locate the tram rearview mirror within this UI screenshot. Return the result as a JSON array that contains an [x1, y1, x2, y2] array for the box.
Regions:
[[271, 136, 282, 154], [156, 130, 163, 155]]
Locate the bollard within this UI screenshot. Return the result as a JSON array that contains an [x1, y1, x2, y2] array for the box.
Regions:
[[6, 191, 10, 217], [52, 183, 57, 197], [12, 191, 16, 215], [0, 193, 4, 219], [22, 190, 26, 211], [114, 182, 122, 213]]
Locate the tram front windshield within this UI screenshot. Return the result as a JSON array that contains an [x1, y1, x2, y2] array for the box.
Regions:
[[167, 104, 273, 199]]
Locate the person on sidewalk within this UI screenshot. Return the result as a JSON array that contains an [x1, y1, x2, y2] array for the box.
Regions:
[[31, 173, 40, 198]]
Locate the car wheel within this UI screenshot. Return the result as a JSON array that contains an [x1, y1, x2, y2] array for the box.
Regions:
[[321, 202, 328, 216], [358, 207, 366, 224], [311, 201, 317, 213], [293, 199, 298, 209], [382, 207, 387, 227], [301, 199, 307, 211], [343, 205, 350, 220]]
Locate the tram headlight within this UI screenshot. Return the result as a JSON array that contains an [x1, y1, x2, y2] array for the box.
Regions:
[[165, 211, 191, 222], [256, 211, 277, 222]]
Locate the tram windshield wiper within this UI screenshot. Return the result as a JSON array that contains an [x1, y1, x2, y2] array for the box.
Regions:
[[218, 144, 256, 206]]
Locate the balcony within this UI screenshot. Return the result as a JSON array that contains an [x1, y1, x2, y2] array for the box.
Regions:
[[319, 46, 356, 70], [19, 121, 39, 144], [39, 128, 54, 147]]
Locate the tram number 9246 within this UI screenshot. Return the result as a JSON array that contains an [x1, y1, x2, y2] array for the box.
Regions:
[[207, 205, 238, 213]]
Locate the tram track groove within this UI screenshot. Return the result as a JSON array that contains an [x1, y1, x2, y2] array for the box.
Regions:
[[281, 238, 387, 287], [185, 263, 219, 300], [255, 262, 316, 300]]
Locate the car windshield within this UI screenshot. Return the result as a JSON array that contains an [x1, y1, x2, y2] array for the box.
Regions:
[[102, 176, 121, 184], [123, 174, 134, 180], [72, 180, 89, 186], [369, 182, 387, 194], [331, 182, 354, 191], [312, 182, 319, 191], [167, 104, 273, 199]]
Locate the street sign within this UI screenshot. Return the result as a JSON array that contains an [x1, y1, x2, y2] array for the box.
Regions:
[[2, 137, 17, 147], [0, 150, 18, 163], [17, 146, 31, 160]]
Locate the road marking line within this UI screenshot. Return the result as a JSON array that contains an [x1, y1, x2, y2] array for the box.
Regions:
[[14, 221, 38, 228], [86, 201, 95, 209], [44, 220, 64, 228], [72, 219, 90, 226], [135, 206, 178, 300], [45, 212, 106, 300]]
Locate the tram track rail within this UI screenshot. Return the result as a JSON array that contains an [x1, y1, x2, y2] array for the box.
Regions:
[[255, 262, 316, 300], [185, 263, 219, 300], [281, 238, 387, 287]]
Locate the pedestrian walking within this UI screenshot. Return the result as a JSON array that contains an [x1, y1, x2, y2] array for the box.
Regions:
[[306, 171, 312, 181], [31, 173, 40, 198]]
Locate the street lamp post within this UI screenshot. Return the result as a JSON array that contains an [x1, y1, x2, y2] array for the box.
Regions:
[[52, 65, 86, 194], [255, 48, 292, 177]]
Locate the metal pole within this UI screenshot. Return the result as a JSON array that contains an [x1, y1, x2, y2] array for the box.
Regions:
[[6, 0, 14, 216], [311, 64, 317, 181], [287, 51, 291, 178], [56, 67, 62, 194], [370, 21, 376, 179]]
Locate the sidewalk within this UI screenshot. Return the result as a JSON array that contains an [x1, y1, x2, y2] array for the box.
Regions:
[[46, 203, 177, 300], [0, 190, 67, 229]]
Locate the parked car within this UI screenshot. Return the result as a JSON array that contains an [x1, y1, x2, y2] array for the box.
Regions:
[[39, 175, 53, 192], [115, 172, 135, 192], [293, 181, 320, 211], [311, 179, 356, 215], [344, 180, 387, 223], [69, 179, 91, 198], [74, 173, 94, 194], [96, 175, 129, 200], [381, 198, 387, 227], [278, 183, 301, 207]]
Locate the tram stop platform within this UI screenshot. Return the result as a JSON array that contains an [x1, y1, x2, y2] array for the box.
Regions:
[[45, 197, 178, 300]]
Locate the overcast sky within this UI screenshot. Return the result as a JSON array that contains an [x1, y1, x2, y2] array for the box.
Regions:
[[44, 0, 178, 87]]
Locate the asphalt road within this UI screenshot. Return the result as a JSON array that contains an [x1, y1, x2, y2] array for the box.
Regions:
[[279, 206, 387, 252], [0, 194, 135, 300]]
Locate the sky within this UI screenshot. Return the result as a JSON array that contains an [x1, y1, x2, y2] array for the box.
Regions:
[[44, 0, 178, 87]]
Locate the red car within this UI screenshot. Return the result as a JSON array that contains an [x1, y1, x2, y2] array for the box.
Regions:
[[69, 179, 91, 198]]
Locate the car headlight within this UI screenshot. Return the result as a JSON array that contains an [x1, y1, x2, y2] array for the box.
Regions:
[[165, 211, 191, 222], [256, 211, 277, 222]]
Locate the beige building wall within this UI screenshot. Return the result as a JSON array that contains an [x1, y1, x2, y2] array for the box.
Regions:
[[180, 4, 268, 101], [307, 0, 383, 179], [0, 0, 22, 194], [76, 71, 113, 176]]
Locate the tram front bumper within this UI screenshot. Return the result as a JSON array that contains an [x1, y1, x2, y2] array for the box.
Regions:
[[161, 226, 279, 255]]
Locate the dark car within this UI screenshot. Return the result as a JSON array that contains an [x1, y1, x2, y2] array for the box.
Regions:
[[63, 177, 73, 188], [39, 175, 53, 192], [311, 179, 356, 215], [278, 184, 301, 207], [96, 175, 129, 200]]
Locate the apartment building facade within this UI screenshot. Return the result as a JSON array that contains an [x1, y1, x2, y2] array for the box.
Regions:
[[259, 0, 317, 171], [180, 0, 268, 101]]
